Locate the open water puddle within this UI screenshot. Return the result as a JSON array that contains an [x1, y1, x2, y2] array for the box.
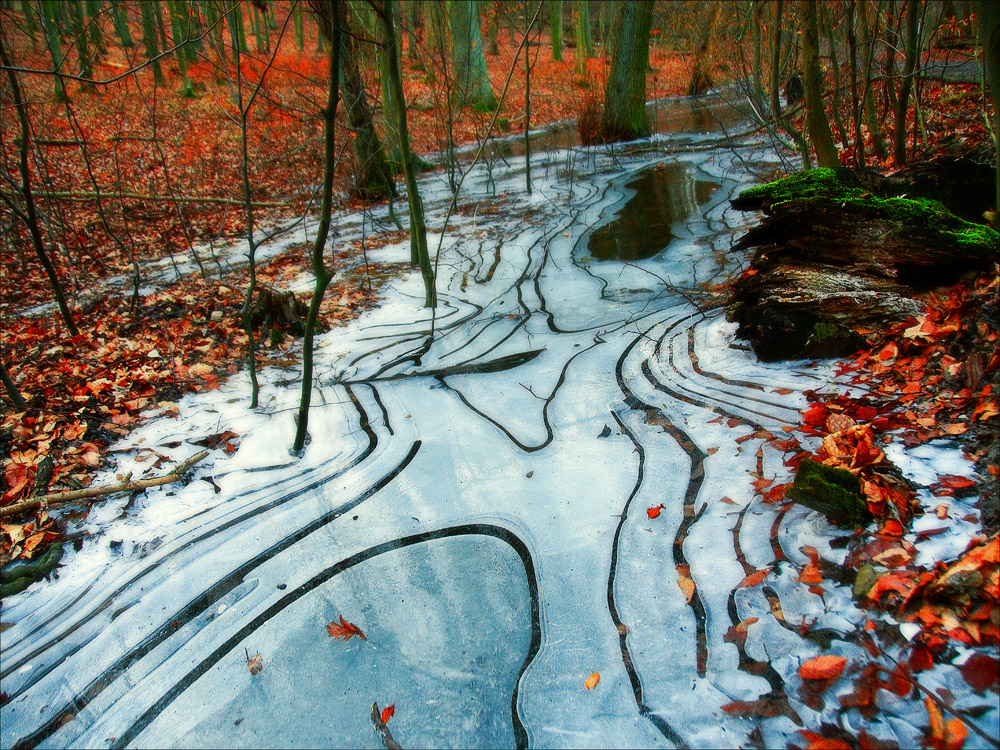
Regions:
[[2, 93, 993, 750], [587, 163, 720, 261]]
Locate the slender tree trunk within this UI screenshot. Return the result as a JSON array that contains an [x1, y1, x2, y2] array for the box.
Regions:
[[313, 2, 396, 200], [821, 3, 851, 150], [21, 0, 40, 45], [374, 0, 435, 307], [687, 1, 720, 95], [449, 0, 498, 109], [574, 0, 591, 74], [893, 0, 920, 164], [84, 0, 105, 58], [0, 357, 27, 409], [40, 0, 70, 102], [858, 0, 888, 159], [294, 3, 304, 50], [599, 0, 654, 141], [847, 1, 867, 165], [294, 1, 342, 454], [69, 0, 94, 85], [550, 0, 562, 60], [0, 34, 79, 336], [141, 1, 166, 85], [154, 1, 170, 52], [406, 0, 421, 58], [770, 0, 812, 167], [976, 0, 1000, 226], [168, 0, 196, 97], [226, 0, 248, 61], [111, 1, 134, 47], [525, 0, 534, 194], [801, 0, 839, 167]]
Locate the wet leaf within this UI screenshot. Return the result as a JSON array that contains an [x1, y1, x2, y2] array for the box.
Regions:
[[646, 504, 665, 519], [737, 568, 771, 589], [326, 615, 366, 641], [380, 703, 395, 724], [798, 654, 847, 681], [959, 653, 1000, 691], [584, 671, 600, 690], [247, 652, 263, 676]]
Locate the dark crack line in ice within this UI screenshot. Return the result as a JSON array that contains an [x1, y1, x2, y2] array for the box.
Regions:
[[607, 411, 689, 749]]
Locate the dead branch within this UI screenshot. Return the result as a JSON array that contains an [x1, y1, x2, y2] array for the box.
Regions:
[[0, 450, 210, 519], [370, 703, 402, 750]]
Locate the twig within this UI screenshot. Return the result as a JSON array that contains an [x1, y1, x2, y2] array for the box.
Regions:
[[0, 451, 210, 519]]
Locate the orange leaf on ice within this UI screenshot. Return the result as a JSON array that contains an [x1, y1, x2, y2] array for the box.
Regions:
[[380, 704, 395, 724], [326, 615, 367, 641], [647, 504, 665, 519], [584, 672, 600, 690], [798, 654, 847, 680], [677, 575, 696, 603], [737, 568, 771, 589]]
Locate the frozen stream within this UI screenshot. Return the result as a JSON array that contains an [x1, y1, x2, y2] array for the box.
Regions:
[[1, 99, 990, 749]]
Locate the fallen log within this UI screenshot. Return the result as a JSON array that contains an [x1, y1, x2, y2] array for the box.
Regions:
[[0, 450, 210, 519]]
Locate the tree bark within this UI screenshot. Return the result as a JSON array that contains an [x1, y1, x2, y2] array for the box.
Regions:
[[140, 1, 166, 85], [293, 2, 342, 453], [770, 1, 811, 167], [976, 0, 1000, 227], [0, 357, 26, 409], [893, 0, 920, 164], [857, 0, 888, 159], [550, 0, 563, 60], [449, 0, 498, 109], [373, 0, 436, 308], [574, 0, 591, 74], [313, 2, 397, 200], [599, 0, 654, 142], [801, 0, 840, 167]]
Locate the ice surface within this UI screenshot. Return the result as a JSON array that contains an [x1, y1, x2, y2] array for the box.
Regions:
[[2, 97, 994, 750]]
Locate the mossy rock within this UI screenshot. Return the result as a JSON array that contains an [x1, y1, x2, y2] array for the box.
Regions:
[[788, 458, 870, 528]]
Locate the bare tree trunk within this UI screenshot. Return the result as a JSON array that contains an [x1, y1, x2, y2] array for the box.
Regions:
[[525, 0, 535, 194], [550, 0, 562, 60], [858, 0, 888, 159], [574, 0, 591, 74], [801, 0, 840, 167], [771, 0, 812, 167], [893, 0, 920, 164], [976, 0, 1000, 226], [687, 1, 720, 95], [847, 1, 867, 165], [294, 2, 343, 454], [0, 33, 79, 336], [599, 0, 654, 141], [0, 356, 27, 409]]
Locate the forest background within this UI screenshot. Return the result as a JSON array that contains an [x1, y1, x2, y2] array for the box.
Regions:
[[0, 0, 997, 566]]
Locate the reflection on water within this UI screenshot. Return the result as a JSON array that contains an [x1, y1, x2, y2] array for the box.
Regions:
[[587, 163, 719, 261]]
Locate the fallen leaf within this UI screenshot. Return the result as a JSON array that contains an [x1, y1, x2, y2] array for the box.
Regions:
[[584, 671, 600, 690], [647, 504, 665, 519], [326, 615, 367, 641], [798, 654, 847, 681], [247, 652, 263, 676], [677, 575, 695, 603], [380, 703, 395, 724], [959, 653, 1000, 691], [737, 568, 771, 589]]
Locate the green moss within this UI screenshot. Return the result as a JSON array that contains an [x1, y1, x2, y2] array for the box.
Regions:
[[788, 458, 870, 528], [739, 170, 1000, 255]]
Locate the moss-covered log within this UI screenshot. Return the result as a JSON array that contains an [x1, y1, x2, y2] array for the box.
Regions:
[[728, 165, 999, 361]]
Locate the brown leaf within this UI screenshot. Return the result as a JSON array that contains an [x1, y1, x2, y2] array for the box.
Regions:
[[326, 615, 367, 641]]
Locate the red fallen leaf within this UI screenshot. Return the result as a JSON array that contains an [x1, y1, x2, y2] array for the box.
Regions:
[[737, 568, 771, 589], [773, 388, 793, 395], [881, 663, 912, 697], [380, 703, 395, 724], [799, 563, 823, 584], [960, 653, 1000, 691], [721, 697, 783, 718], [647, 504, 665, 519], [720, 496, 738, 505], [584, 671, 600, 690], [909, 643, 935, 672], [247, 652, 263, 675], [326, 615, 367, 641], [878, 342, 898, 361], [825, 413, 857, 434], [798, 654, 847, 680], [796, 730, 852, 750]]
